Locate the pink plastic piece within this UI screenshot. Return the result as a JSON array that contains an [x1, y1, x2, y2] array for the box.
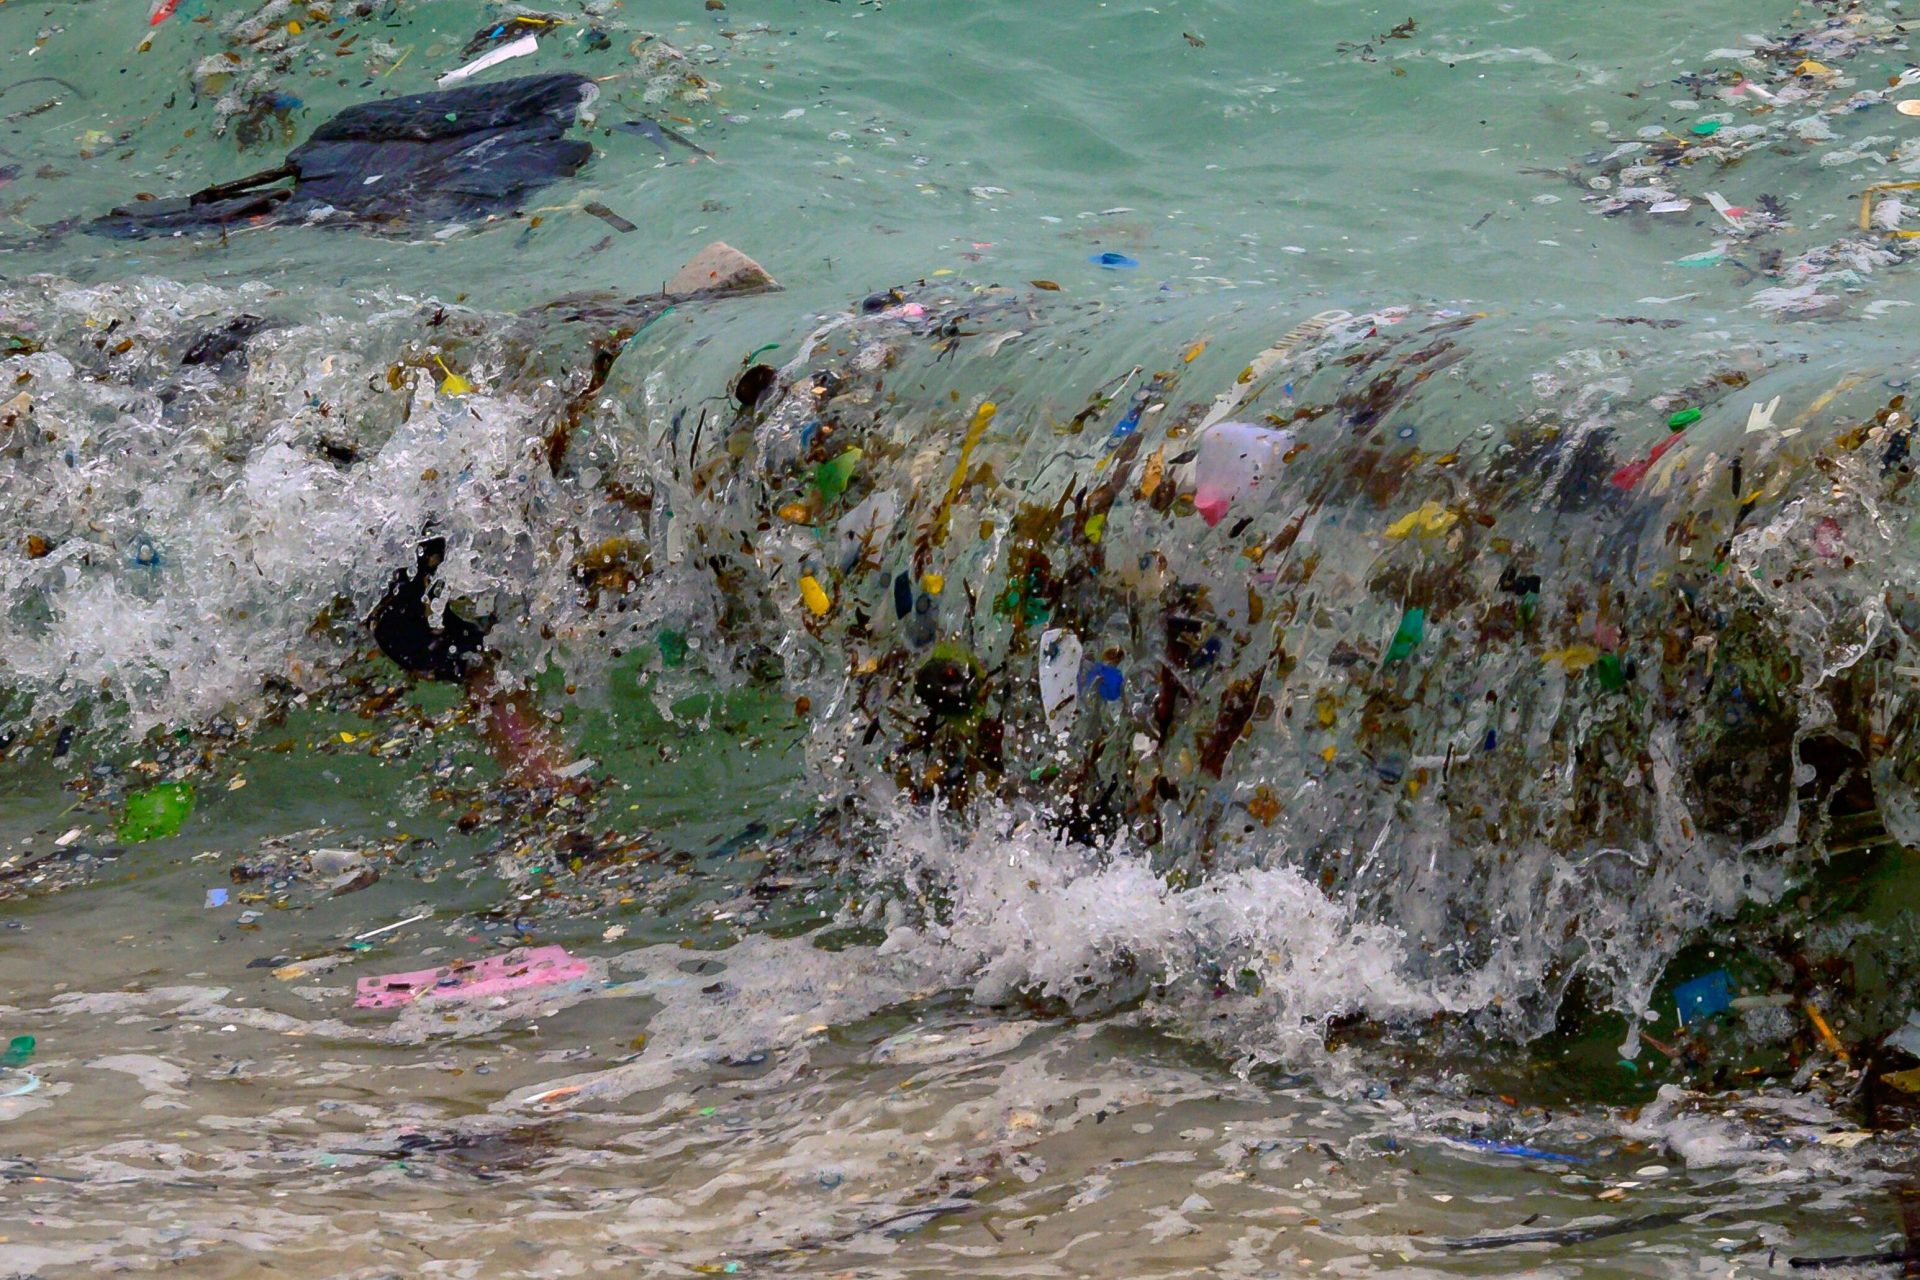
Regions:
[[355, 945, 589, 1009], [1193, 421, 1296, 527]]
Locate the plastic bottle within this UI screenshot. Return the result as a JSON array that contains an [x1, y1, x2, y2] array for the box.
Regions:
[[1193, 421, 1295, 527]]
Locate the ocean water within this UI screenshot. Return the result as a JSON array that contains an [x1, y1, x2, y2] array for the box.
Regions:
[[4, 0, 1920, 1275]]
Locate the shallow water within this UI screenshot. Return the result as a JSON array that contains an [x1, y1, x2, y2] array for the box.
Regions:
[[6, 0, 1920, 1276]]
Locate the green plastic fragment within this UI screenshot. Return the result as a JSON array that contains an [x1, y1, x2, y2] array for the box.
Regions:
[[1519, 591, 1539, 626], [1592, 653, 1627, 692], [1385, 607, 1426, 663], [1690, 119, 1722, 136], [1667, 407, 1701, 429], [2, 1035, 34, 1067], [658, 629, 688, 667], [118, 782, 195, 843], [814, 448, 863, 503]]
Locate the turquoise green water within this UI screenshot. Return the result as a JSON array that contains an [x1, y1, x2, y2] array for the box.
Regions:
[[3, 1, 1920, 1275]]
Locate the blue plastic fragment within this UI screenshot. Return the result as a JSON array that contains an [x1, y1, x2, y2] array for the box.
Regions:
[[1090, 252, 1139, 269], [204, 887, 228, 908], [1674, 969, 1732, 1025], [1452, 1137, 1588, 1164], [1083, 663, 1123, 701]]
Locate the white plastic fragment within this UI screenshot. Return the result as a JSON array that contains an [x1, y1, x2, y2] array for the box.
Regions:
[[438, 33, 539, 87], [1193, 421, 1296, 527], [1037, 629, 1082, 733], [1744, 395, 1781, 433]]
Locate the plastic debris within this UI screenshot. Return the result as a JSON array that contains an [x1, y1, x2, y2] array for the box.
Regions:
[[438, 33, 540, 88], [582, 201, 637, 233], [1084, 663, 1124, 702], [1385, 607, 1426, 664], [1447, 1211, 1691, 1252], [204, 887, 229, 908], [799, 574, 831, 618], [434, 356, 474, 397], [614, 118, 717, 161], [815, 448, 862, 502], [1090, 252, 1139, 269], [147, 0, 179, 25], [1667, 407, 1701, 429], [118, 782, 194, 843], [1, 1036, 33, 1068], [1448, 1136, 1588, 1164], [1745, 396, 1782, 433], [1193, 421, 1295, 527], [355, 945, 587, 1009], [1037, 629, 1082, 732], [1805, 1000, 1851, 1061], [92, 74, 597, 237], [1674, 969, 1731, 1025], [1385, 500, 1458, 541]]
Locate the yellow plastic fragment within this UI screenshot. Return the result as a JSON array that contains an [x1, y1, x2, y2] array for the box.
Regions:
[[288, 19, 303, 34], [433, 356, 473, 396], [338, 731, 357, 744], [776, 502, 811, 524], [1804, 1000, 1850, 1062], [1384, 501, 1458, 540], [1883, 1066, 1920, 1095], [931, 401, 997, 546], [1320, 745, 1337, 763], [1182, 341, 1208, 363], [1542, 644, 1601, 673], [1084, 512, 1107, 543], [1138, 445, 1165, 499], [1795, 59, 1832, 76], [799, 574, 831, 617], [921, 573, 945, 595]]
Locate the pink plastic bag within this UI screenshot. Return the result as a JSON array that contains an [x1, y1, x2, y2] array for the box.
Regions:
[[355, 945, 589, 1009]]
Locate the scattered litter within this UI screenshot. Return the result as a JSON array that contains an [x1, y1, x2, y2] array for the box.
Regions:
[[1449, 1136, 1589, 1164], [614, 118, 716, 161], [1447, 1211, 1694, 1252], [204, 887, 228, 908], [438, 33, 540, 88], [1805, 1001, 1850, 1062], [1815, 1130, 1874, 1149], [118, 783, 193, 843], [583, 201, 637, 233], [1090, 252, 1139, 269], [1674, 969, 1731, 1025], [355, 945, 588, 1009], [354, 910, 433, 942]]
